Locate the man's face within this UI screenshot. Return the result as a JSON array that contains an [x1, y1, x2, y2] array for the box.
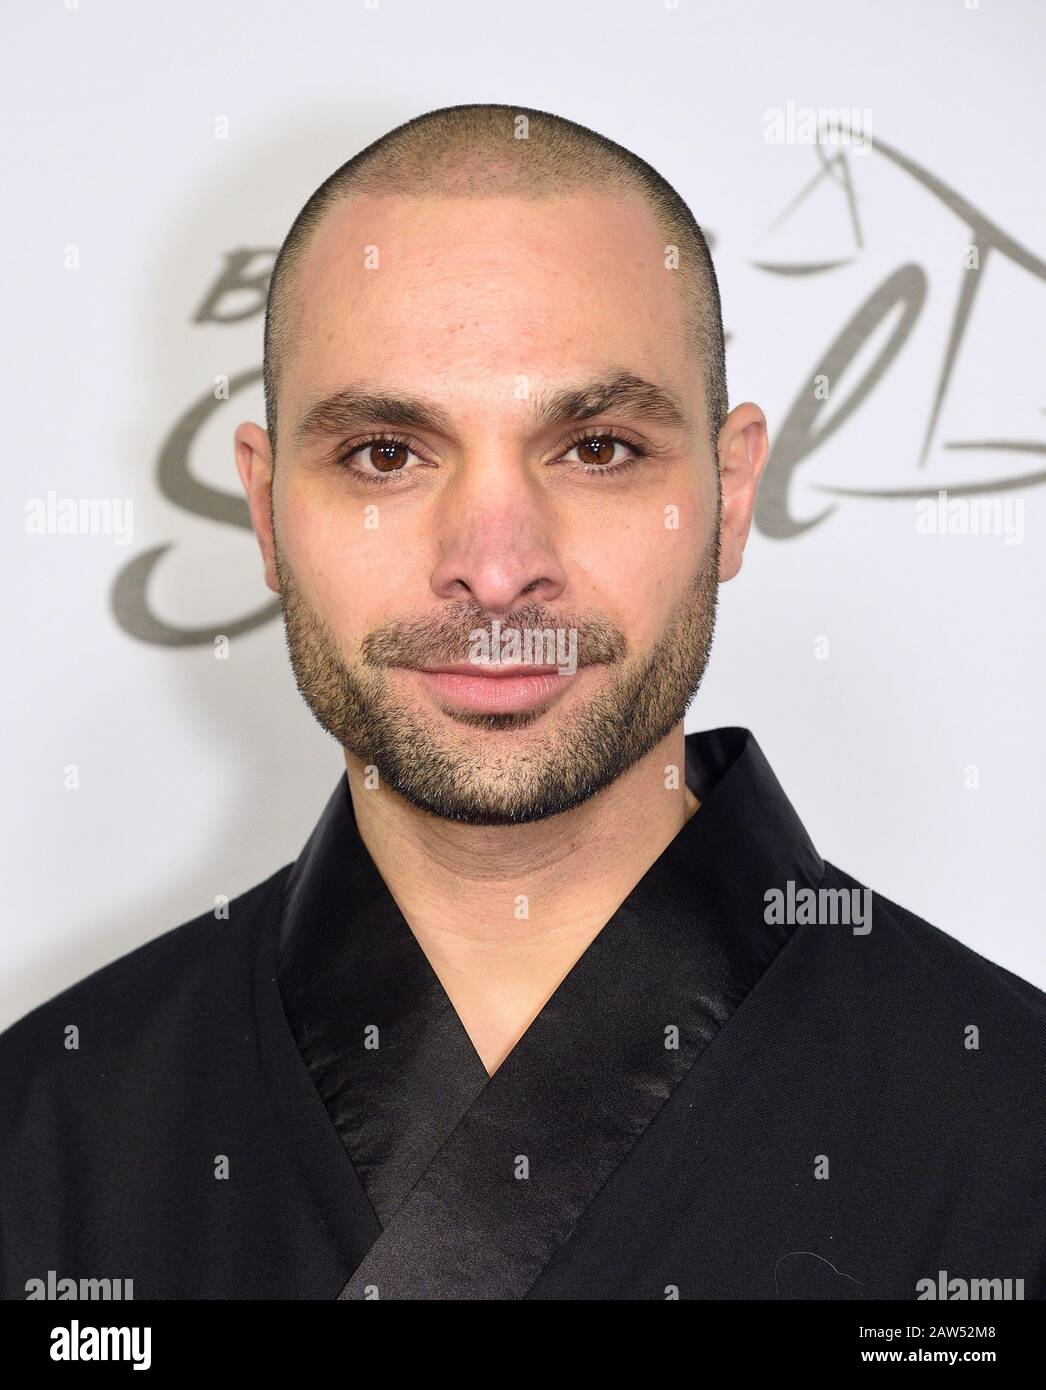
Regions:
[[259, 190, 722, 825]]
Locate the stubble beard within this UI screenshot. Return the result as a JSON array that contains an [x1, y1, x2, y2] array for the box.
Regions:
[[275, 523, 720, 826]]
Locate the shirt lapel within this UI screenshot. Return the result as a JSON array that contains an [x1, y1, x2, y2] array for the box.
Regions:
[[277, 727, 824, 1299], [278, 777, 489, 1226]]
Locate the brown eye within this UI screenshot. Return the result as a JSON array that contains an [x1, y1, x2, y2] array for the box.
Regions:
[[578, 436, 617, 465], [556, 432, 646, 477], [369, 441, 411, 472]]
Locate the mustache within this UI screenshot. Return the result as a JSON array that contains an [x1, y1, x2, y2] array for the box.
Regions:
[[359, 601, 626, 668]]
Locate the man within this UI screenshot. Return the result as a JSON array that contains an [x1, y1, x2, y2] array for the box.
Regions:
[[2, 104, 1044, 1302]]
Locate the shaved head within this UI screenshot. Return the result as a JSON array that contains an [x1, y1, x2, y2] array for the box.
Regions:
[[262, 103, 727, 460], [233, 101, 769, 831]]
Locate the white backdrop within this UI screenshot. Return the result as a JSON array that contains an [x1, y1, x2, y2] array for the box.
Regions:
[[2, 0, 1044, 1031]]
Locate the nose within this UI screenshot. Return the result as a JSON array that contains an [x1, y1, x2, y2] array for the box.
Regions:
[[428, 458, 569, 615]]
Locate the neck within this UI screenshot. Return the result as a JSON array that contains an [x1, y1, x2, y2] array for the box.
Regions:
[[343, 725, 699, 1075]]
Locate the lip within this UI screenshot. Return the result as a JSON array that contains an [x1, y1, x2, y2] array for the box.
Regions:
[[402, 664, 582, 714]]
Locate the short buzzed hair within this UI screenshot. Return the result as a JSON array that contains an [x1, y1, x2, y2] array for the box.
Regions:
[[262, 103, 727, 460]]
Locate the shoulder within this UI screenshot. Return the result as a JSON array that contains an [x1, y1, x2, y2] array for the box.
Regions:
[[817, 859, 1046, 1030], [0, 864, 293, 1089], [800, 861, 1046, 1128], [0, 864, 297, 1296], [774, 861, 1046, 1215]]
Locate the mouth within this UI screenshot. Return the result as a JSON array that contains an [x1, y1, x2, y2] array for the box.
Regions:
[[398, 662, 584, 715]]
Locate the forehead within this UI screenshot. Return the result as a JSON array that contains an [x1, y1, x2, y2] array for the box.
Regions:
[[283, 190, 690, 412]]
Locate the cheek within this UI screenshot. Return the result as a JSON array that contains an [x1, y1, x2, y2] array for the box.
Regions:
[[563, 516, 684, 656], [575, 483, 710, 617], [276, 477, 426, 641]]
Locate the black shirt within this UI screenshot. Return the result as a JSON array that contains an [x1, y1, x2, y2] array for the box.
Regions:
[[2, 727, 1044, 1299]]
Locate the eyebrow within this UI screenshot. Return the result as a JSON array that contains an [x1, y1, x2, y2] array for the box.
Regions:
[[291, 371, 689, 449]]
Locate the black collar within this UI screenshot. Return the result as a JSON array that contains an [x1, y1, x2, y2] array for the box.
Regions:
[[277, 727, 824, 1296]]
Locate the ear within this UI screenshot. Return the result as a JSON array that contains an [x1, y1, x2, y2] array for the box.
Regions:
[[717, 402, 769, 582], [234, 421, 280, 595]]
